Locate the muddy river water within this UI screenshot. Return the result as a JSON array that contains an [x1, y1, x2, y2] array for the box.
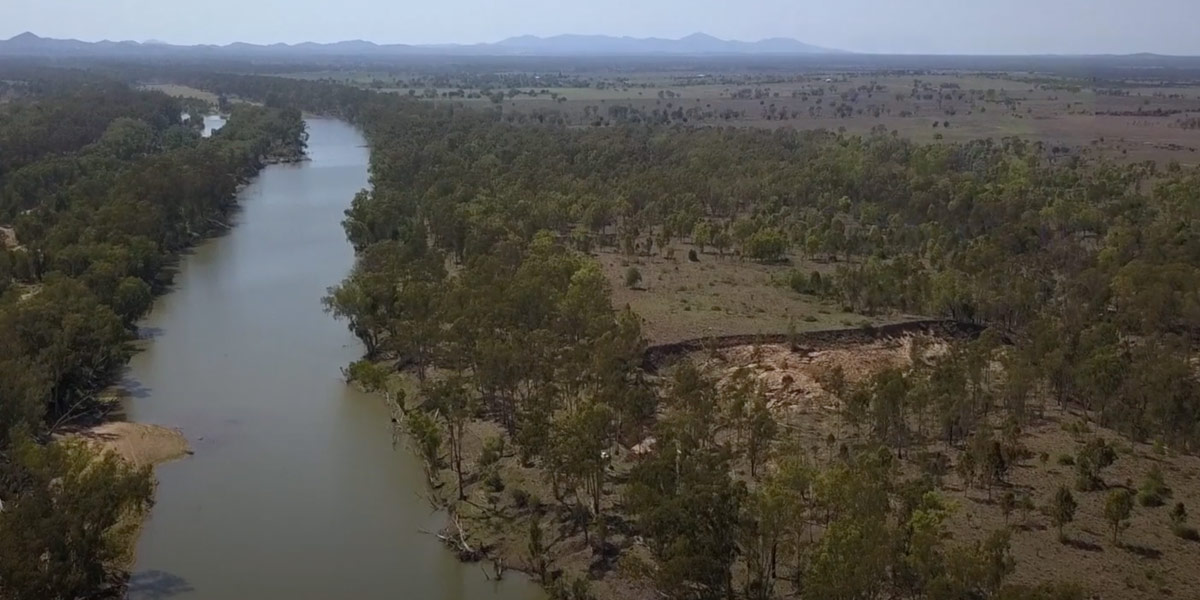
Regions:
[[122, 118, 541, 600]]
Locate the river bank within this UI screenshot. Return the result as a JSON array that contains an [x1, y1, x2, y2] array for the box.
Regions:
[[74, 421, 190, 469], [67, 421, 191, 578]]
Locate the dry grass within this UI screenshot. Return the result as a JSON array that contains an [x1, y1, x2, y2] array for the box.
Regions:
[[139, 83, 219, 105], [943, 414, 1200, 599], [596, 246, 913, 344], [410, 72, 1200, 166]]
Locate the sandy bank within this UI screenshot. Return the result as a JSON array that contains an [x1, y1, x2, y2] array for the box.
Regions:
[[74, 421, 191, 468]]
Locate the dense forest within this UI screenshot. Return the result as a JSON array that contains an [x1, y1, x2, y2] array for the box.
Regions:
[[163, 72, 1200, 599], [0, 73, 306, 599]]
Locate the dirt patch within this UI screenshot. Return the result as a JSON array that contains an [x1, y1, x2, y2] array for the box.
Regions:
[[700, 335, 947, 409], [74, 422, 190, 468]]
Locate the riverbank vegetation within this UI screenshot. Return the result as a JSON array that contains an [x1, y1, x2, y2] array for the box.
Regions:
[[216, 68, 1200, 598], [0, 71, 306, 600]]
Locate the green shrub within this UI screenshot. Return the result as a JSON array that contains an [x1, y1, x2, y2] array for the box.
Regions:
[[745, 228, 788, 262], [484, 471, 505, 493], [478, 435, 505, 469], [624, 266, 642, 288], [1170, 502, 1199, 540], [510, 487, 531, 509], [1137, 465, 1170, 507]]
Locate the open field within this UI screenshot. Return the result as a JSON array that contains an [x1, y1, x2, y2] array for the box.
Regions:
[[285, 67, 1200, 165], [139, 82, 220, 104], [475, 73, 1200, 165], [594, 245, 911, 344]]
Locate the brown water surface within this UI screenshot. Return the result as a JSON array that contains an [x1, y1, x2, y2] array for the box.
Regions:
[[123, 118, 540, 600]]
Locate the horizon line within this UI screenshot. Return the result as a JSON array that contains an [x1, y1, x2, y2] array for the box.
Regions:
[[2, 30, 1194, 58]]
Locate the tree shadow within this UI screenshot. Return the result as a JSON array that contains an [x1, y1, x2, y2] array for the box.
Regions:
[[1062, 537, 1104, 552], [138, 326, 166, 340], [121, 378, 154, 399], [126, 570, 194, 600], [1014, 521, 1047, 532], [1123, 543, 1163, 559]]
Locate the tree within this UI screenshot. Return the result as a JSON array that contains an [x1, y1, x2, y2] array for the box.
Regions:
[[404, 409, 443, 486], [1104, 489, 1134, 544], [1170, 502, 1188, 528], [745, 228, 788, 262], [553, 403, 614, 518], [967, 428, 1009, 498], [869, 368, 911, 457], [691, 221, 713, 253], [527, 518, 550, 584], [745, 390, 777, 479], [0, 436, 153, 600], [423, 375, 473, 499], [999, 490, 1016, 524], [1050, 486, 1077, 541], [1075, 437, 1117, 491], [741, 485, 787, 600], [804, 513, 892, 600], [625, 425, 743, 600]]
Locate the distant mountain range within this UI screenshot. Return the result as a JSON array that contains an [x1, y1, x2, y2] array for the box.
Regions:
[[0, 31, 843, 57]]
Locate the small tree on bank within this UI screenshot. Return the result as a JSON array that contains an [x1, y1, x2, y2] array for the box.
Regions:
[[1051, 486, 1077, 541], [1104, 489, 1134, 545]]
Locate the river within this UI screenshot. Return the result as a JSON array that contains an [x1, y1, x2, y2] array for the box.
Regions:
[[121, 118, 541, 600]]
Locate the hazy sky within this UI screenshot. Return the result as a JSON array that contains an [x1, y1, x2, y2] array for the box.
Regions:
[[2, 0, 1198, 55]]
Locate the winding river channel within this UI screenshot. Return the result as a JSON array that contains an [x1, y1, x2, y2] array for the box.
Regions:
[[121, 118, 541, 600]]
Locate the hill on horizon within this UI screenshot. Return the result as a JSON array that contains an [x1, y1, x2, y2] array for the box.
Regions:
[[0, 31, 843, 57]]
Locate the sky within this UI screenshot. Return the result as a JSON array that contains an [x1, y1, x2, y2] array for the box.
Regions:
[[2, 0, 1199, 55]]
